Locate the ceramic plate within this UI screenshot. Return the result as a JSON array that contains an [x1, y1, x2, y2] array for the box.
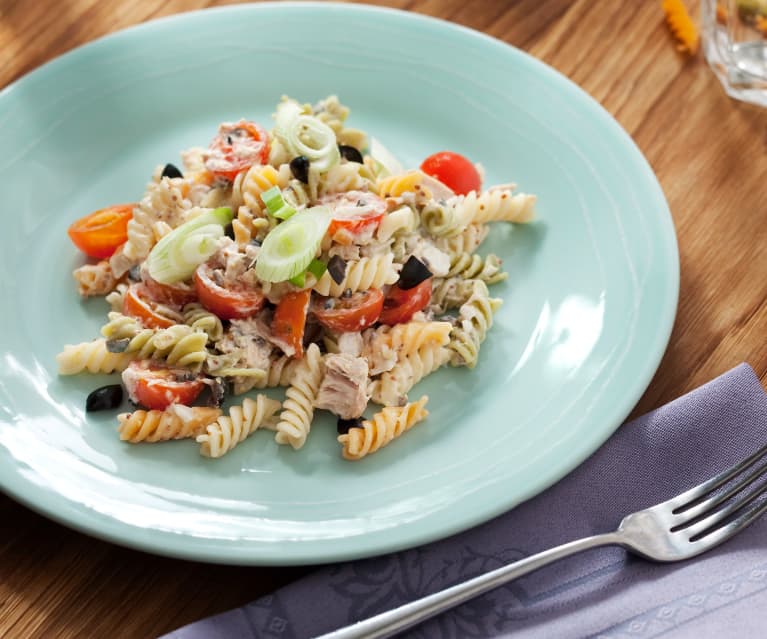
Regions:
[[0, 3, 678, 565]]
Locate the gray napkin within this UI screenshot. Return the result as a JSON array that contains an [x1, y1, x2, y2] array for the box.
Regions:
[[163, 363, 767, 638]]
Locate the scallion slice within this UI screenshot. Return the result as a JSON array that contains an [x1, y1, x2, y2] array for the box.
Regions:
[[255, 206, 331, 283], [261, 186, 297, 220], [369, 137, 404, 177], [306, 258, 327, 280], [146, 207, 233, 284], [274, 100, 340, 172], [289, 258, 326, 288]]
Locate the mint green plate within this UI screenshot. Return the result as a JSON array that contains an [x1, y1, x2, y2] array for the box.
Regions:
[[0, 3, 678, 565]]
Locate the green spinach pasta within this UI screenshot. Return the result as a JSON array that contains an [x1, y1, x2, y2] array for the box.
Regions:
[[58, 95, 536, 460]]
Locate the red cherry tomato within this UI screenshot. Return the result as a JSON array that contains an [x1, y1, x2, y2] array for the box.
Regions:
[[420, 151, 481, 196], [272, 289, 312, 358], [123, 284, 177, 329], [312, 289, 384, 333], [193, 262, 265, 320], [321, 191, 386, 239], [141, 269, 197, 307], [125, 362, 205, 411], [67, 204, 134, 259], [205, 120, 270, 182], [378, 279, 433, 325]]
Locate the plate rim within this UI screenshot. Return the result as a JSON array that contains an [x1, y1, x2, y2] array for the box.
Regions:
[[0, 1, 679, 565]]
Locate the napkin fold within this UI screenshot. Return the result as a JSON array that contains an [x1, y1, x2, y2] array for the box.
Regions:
[[163, 363, 767, 639]]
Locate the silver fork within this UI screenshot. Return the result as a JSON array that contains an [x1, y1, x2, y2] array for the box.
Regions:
[[317, 443, 767, 639]]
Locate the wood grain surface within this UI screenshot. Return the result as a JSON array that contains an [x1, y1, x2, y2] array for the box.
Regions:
[[1, 1, 766, 637]]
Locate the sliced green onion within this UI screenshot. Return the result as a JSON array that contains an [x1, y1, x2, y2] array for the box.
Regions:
[[261, 186, 297, 220], [274, 100, 340, 172], [146, 207, 233, 284], [255, 206, 332, 283], [289, 272, 306, 287], [369, 137, 403, 177], [288, 258, 327, 287], [306, 258, 327, 280]]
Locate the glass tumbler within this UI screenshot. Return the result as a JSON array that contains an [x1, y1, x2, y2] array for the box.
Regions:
[[702, 0, 767, 107]]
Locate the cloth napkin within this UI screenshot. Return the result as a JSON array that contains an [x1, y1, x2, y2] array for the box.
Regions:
[[163, 363, 767, 639]]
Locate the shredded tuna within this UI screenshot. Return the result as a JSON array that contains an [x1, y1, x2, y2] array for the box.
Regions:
[[314, 354, 370, 419], [228, 315, 296, 358], [336, 332, 363, 357], [215, 321, 274, 371]]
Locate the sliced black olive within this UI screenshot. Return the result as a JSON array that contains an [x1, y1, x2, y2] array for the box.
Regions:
[[342, 288, 353, 299], [127, 265, 142, 282], [338, 145, 363, 164], [105, 338, 130, 353], [327, 255, 347, 285], [398, 256, 433, 290], [302, 319, 323, 349], [86, 385, 123, 412], [207, 377, 228, 408], [289, 156, 310, 183], [337, 416, 363, 435], [161, 163, 183, 179]]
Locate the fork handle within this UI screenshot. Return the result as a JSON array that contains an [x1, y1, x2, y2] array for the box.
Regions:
[[315, 531, 624, 639]]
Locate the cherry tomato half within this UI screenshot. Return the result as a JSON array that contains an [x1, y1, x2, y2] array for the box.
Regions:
[[205, 120, 270, 182], [378, 278, 433, 325], [272, 289, 312, 359], [67, 204, 134, 259], [124, 362, 205, 411], [312, 289, 384, 333], [194, 262, 265, 320], [321, 191, 386, 240], [141, 268, 198, 307], [420, 152, 481, 196], [123, 284, 177, 329]]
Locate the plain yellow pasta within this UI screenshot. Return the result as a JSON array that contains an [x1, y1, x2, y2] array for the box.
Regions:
[[377, 170, 423, 198], [338, 396, 429, 460], [375, 205, 419, 242], [197, 395, 282, 458], [461, 189, 536, 225], [366, 321, 452, 361], [233, 163, 290, 214], [274, 344, 324, 450], [369, 343, 450, 406], [56, 339, 134, 375], [313, 254, 399, 297]]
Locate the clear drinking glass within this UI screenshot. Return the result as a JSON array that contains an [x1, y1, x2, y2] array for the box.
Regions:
[[702, 0, 767, 107]]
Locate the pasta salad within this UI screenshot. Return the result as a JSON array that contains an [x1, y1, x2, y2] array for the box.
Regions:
[[57, 95, 536, 461]]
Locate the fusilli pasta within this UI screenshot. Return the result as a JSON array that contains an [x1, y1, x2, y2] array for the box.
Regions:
[[197, 395, 282, 458], [57, 339, 134, 375], [313, 254, 399, 296], [369, 343, 450, 406], [274, 343, 323, 449], [118, 406, 222, 443], [448, 280, 502, 368], [338, 396, 429, 460]]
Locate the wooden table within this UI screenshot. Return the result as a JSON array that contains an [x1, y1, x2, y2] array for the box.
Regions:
[[1, 1, 766, 637]]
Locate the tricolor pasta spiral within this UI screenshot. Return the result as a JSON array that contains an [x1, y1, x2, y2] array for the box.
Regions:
[[338, 396, 429, 460]]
